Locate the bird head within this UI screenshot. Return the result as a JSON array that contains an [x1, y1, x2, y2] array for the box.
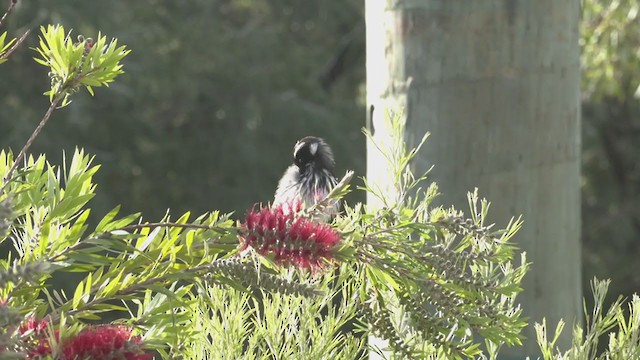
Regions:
[[292, 136, 335, 172]]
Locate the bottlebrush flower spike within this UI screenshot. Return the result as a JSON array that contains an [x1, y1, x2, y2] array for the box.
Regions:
[[18, 316, 54, 359], [18, 317, 49, 335], [240, 202, 341, 270], [61, 325, 152, 360]]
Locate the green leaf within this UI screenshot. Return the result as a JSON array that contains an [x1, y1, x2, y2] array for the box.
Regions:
[[98, 212, 141, 233], [94, 206, 122, 233], [33, 25, 130, 102], [134, 227, 161, 254], [49, 193, 95, 220], [72, 279, 85, 308], [146, 284, 185, 305]]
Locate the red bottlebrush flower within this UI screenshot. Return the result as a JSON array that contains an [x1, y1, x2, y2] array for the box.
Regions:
[[18, 317, 55, 359], [61, 325, 152, 360], [18, 317, 49, 336], [239, 202, 341, 269]]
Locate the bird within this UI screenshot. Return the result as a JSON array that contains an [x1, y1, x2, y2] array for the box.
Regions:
[[273, 136, 339, 220]]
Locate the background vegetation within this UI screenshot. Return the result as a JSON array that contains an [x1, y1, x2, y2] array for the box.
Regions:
[[0, 0, 366, 221]]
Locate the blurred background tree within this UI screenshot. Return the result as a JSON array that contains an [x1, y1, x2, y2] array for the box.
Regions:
[[581, 0, 640, 300], [0, 0, 366, 221], [1, 0, 639, 330]]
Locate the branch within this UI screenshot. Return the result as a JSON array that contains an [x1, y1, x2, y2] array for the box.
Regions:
[[119, 222, 231, 234], [1, 93, 65, 193], [0, 29, 29, 61], [50, 258, 321, 322], [0, 0, 17, 29]]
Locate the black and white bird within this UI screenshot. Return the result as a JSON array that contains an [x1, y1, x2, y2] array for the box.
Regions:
[[273, 136, 339, 220]]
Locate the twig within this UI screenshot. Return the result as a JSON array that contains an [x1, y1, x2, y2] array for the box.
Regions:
[[50, 260, 240, 322], [119, 222, 232, 233], [0, 0, 17, 29], [0, 28, 29, 60], [1, 94, 64, 193]]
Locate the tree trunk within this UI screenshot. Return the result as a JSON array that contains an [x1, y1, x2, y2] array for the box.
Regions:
[[365, 0, 582, 358]]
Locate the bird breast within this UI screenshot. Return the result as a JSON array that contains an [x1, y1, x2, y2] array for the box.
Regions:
[[273, 165, 339, 219]]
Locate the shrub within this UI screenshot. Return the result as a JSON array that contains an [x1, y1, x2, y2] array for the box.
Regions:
[[1, 12, 529, 360]]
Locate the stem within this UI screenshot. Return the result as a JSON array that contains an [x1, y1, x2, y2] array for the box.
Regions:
[[0, 0, 16, 29], [50, 261, 236, 322], [0, 29, 29, 61], [119, 222, 232, 234], [1, 94, 64, 193]]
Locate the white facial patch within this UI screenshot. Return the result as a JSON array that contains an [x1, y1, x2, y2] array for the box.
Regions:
[[309, 142, 319, 156], [293, 141, 304, 157]]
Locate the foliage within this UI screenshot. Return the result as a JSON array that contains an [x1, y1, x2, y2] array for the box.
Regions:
[[534, 279, 640, 360], [10, 4, 640, 359], [581, 0, 640, 100], [0, 2, 636, 360], [0, 14, 533, 360], [343, 116, 528, 359], [182, 268, 364, 360], [0, 135, 530, 359], [34, 25, 129, 104], [0, 20, 239, 359], [0, 1, 635, 329], [581, 0, 640, 302], [0, 146, 241, 357], [0, 24, 129, 198], [0, 31, 16, 64]]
